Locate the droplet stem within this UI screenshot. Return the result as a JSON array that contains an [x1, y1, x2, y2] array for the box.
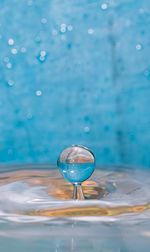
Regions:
[[72, 183, 84, 200]]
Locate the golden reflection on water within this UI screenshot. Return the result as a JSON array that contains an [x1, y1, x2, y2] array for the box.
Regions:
[[0, 168, 149, 218]]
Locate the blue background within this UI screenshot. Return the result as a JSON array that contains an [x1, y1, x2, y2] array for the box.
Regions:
[[0, 0, 150, 166]]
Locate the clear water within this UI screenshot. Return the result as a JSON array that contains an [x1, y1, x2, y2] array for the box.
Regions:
[[1, 164, 150, 251], [58, 162, 95, 183]]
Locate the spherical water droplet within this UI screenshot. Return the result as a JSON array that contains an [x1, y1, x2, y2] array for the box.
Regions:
[[3, 57, 10, 63], [136, 43, 143, 50], [7, 80, 14, 87], [57, 145, 95, 184], [35, 90, 42, 96], [87, 28, 94, 35], [6, 62, 12, 69], [67, 25, 73, 31], [101, 3, 108, 10], [11, 48, 18, 54], [37, 50, 47, 63], [60, 23, 67, 33], [40, 50, 46, 57], [20, 47, 27, 53], [52, 29, 58, 36], [41, 18, 47, 24], [26, 112, 33, 119], [8, 38, 14, 46], [84, 126, 91, 133]]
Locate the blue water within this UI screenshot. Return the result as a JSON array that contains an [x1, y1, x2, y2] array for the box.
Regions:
[[58, 162, 95, 183]]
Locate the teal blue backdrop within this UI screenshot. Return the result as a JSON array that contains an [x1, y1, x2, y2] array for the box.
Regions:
[[0, 0, 150, 166]]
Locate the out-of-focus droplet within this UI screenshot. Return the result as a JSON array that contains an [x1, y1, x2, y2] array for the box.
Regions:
[[67, 25, 73, 31], [35, 90, 42, 96], [87, 28, 94, 35], [101, 3, 108, 10], [20, 47, 27, 53], [136, 43, 143, 50], [6, 63, 12, 69], [60, 23, 67, 33], [11, 48, 18, 54], [7, 80, 14, 87], [41, 18, 47, 24], [8, 38, 14, 46]]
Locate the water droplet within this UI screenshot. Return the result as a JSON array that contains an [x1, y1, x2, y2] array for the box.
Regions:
[[8, 38, 14, 46], [101, 3, 108, 10], [57, 145, 95, 184], [37, 50, 47, 63], [20, 47, 27, 53], [40, 50, 46, 57], [3, 57, 10, 63], [26, 112, 33, 119], [7, 80, 14, 87], [60, 23, 67, 33], [84, 126, 91, 133], [6, 63, 12, 69], [11, 48, 18, 54], [41, 18, 47, 24], [35, 90, 42, 96], [52, 29, 58, 36], [136, 43, 143, 50], [67, 25, 73, 31], [87, 28, 94, 35]]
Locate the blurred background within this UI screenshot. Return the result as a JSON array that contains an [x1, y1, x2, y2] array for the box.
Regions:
[[0, 0, 150, 167]]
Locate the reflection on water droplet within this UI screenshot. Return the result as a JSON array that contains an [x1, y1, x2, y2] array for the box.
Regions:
[[8, 38, 14, 46]]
